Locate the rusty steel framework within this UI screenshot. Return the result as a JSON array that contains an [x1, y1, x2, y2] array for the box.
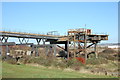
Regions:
[[66, 28, 108, 60], [0, 28, 108, 60]]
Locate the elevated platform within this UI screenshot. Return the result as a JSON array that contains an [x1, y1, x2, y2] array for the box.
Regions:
[[58, 34, 108, 42], [0, 31, 59, 40], [0, 28, 109, 60]]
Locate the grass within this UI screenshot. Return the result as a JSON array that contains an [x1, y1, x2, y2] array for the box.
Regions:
[[0, 61, 2, 79], [2, 62, 116, 78]]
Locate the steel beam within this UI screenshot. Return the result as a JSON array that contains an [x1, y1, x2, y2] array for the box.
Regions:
[[0, 31, 58, 40], [16, 43, 33, 45], [36, 39, 41, 45], [0, 42, 16, 46]]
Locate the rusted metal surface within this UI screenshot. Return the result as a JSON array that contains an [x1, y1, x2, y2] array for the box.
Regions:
[[66, 28, 108, 60], [0, 28, 108, 60], [0, 31, 59, 37]]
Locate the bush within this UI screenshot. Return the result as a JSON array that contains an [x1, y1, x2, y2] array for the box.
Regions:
[[99, 53, 117, 61], [52, 60, 67, 69], [23, 56, 85, 70], [6, 58, 17, 64], [22, 56, 32, 64], [99, 48, 118, 61], [102, 49, 117, 54], [86, 57, 108, 65], [2, 56, 7, 61], [65, 59, 85, 71], [26, 56, 57, 67]]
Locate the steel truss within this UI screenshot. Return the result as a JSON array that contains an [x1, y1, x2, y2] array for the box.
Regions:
[[67, 30, 107, 60]]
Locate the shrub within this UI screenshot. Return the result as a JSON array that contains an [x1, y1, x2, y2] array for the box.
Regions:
[[19, 56, 32, 64], [6, 58, 17, 64], [99, 53, 117, 61], [26, 55, 57, 67], [102, 48, 117, 54], [65, 58, 85, 71], [52, 60, 67, 69], [2, 56, 6, 61], [28, 56, 85, 70], [86, 57, 108, 65], [99, 48, 118, 61]]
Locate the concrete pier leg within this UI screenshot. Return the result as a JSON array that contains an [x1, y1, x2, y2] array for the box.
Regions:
[[95, 43, 98, 58], [65, 42, 68, 51], [35, 47, 39, 56], [31, 45, 34, 56], [67, 41, 69, 59], [45, 46, 48, 56], [53, 44, 56, 57], [0, 45, 2, 57], [84, 34, 87, 60], [6, 45, 9, 59]]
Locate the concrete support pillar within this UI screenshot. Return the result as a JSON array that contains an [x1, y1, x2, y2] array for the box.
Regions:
[[53, 44, 56, 56], [65, 42, 68, 51], [31, 45, 34, 56], [6, 45, 9, 59], [5, 37, 8, 42], [0, 37, 4, 42], [50, 46, 52, 55], [67, 40, 70, 59], [45, 46, 48, 56], [95, 43, 98, 58], [42, 39, 46, 45], [0, 45, 2, 56], [35, 47, 39, 56], [18, 38, 25, 44], [36, 39, 41, 45]]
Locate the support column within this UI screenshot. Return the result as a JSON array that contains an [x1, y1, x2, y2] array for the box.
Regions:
[[0, 45, 1, 57], [31, 45, 34, 56], [67, 39, 70, 59], [24, 38, 29, 44], [53, 44, 56, 56], [65, 42, 68, 51], [74, 33, 76, 57], [5, 37, 8, 42], [49, 45, 52, 55], [36, 39, 41, 45], [45, 46, 48, 56], [6, 45, 9, 59], [84, 33, 87, 60], [35, 47, 39, 56], [18, 38, 24, 44], [95, 42, 98, 58], [42, 39, 46, 45], [0, 37, 4, 42]]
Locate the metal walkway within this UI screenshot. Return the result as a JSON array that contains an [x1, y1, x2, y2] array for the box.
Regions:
[[0, 28, 109, 60]]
